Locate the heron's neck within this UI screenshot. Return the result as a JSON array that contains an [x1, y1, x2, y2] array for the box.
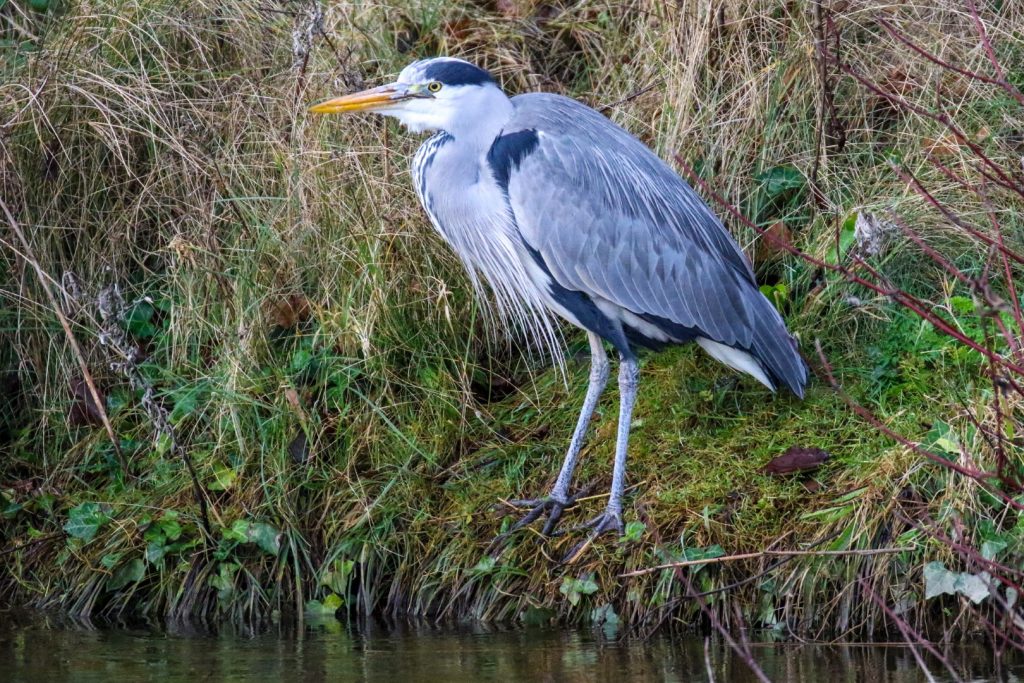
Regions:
[[443, 87, 515, 148]]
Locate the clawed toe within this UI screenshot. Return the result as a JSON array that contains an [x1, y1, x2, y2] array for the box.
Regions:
[[504, 496, 573, 535], [490, 484, 598, 553], [560, 509, 623, 563]]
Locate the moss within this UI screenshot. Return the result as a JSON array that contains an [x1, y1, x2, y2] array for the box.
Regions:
[[1, 0, 1021, 636]]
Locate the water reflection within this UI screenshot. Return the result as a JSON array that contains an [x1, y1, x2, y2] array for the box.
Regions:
[[0, 611, 1016, 682]]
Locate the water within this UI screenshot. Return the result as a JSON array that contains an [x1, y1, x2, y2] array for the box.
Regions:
[[0, 612, 1016, 682]]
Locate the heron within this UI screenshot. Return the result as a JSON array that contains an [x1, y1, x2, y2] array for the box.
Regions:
[[311, 57, 807, 546]]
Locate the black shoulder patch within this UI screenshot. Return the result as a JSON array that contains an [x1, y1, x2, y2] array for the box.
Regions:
[[520, 242, 635, 358], [422, 60, 496, 87], [487, 129, 540, 191]]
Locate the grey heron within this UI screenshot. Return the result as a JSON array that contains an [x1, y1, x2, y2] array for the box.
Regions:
[[311, 58, 807, 545]]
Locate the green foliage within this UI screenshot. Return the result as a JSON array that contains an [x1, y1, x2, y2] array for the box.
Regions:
[[863, 297, 1005, 406], [106, 559, 145, 592], [1, 0, 1021, 638], [63, 503, 110, 542], [304, 593, 344, 617], [208, 563, 240, 601], [222, 520, 282, 557], [620, 521, 646, 544], [142, 511, 196, 565], [559, 574, 599, 606]]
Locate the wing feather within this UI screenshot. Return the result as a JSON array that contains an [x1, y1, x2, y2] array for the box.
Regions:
[[497, 93, 807, 395]]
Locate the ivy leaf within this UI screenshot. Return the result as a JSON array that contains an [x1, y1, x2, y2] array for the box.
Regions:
[[924, 561, 990, 603], [981, 540, 1007, 562], [954, 573, 990, 604], [64, 502, 110, 541], [158, 513, 182, 542], [226, 519, 281, 556], [123, 301, 157, 339], [100, 552, 122, 569], [247, 522, 282, 556], [146, 542, 166, 564], [224, 519, 249, 543], [305, 593, 343, 617], [107, 558, 145, 591], [471, 556, 497, 575], [924, 561, 957, 599], [208, 562, 239, 601], [758, 165, 805, 197]]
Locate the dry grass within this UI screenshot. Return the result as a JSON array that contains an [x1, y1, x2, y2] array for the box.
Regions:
[[0, 0, 1021, 641]]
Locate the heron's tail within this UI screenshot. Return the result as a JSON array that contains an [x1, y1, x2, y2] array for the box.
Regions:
[[747, 294, 808, 398]]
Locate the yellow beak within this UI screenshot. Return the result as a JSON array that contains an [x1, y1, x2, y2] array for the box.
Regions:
[[309, 84, 411, 114]]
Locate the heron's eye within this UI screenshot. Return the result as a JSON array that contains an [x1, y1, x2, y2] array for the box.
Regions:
[[427, 81, 442, 93]]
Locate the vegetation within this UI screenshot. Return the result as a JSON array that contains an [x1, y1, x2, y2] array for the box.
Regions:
[[1, 0, 1022, 654]]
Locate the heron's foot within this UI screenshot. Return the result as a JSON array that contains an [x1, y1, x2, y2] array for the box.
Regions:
[[502, 494, 576, 537], [561, 508, 624, 564], [488, 484, 597, 555]]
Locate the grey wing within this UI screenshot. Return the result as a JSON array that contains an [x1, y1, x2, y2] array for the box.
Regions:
[[499, 94, 806, 395]]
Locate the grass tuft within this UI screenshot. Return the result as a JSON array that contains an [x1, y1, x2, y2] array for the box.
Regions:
[[1, 0, 1021, 641]]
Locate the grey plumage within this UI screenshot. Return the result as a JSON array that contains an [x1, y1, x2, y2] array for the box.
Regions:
[[312, 57, 807, 546]]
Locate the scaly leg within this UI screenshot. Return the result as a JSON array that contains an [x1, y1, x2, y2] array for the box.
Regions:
[[502, 332, 609, 536], [564, 354, 639, 561]]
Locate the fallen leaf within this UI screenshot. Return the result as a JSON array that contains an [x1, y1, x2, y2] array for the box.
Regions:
[[756, 220, 793, 263], [494, 0, 521, 18], [761, 446, 831, 475], [922, 134, 959, 158], [289, 432, 310, 464], [68, 376, 105, 426], [268, 294, 310, 329], [802, 479, 823, 493]]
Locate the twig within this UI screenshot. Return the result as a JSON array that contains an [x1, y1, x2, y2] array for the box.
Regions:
[[876, 16, 1023, 106], [825, 16, 1024, 199], [967, 0, 1024, 106], [635, 507, 773, 683], [0, 198, 126, 473], [676, 154, 1024, 377], [0, 532, 62, 557], [860, 578, 963, 682], [620, 547, 907, 578], [814, 341, 1024, 510], [598, 79, 664, 114]]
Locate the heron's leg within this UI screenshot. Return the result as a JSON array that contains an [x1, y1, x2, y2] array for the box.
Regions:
[[605, 354, 639, 526], [550, 332, 609, 502], [562, 354, 638, 561], [502, 333, 609, 536]]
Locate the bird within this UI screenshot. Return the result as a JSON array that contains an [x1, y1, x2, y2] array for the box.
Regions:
[[311, 57, 807, 547]]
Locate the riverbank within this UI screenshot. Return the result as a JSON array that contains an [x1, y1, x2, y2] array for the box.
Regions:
[[1, 0, 1021, 639]]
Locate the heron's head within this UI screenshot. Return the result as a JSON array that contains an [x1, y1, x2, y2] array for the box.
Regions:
[[310, 58, 511, 136]]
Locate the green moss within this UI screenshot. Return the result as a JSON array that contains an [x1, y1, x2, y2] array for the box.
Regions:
[[0, 0, 1021, 636]]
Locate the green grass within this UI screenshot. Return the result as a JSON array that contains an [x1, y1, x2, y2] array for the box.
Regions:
[[0, 0, 1021, 637]]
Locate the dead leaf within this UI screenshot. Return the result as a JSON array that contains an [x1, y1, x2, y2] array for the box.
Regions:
[[268, 293, 310, 329], [68, 376, 105, 426], [288, 432, 310, 464], [761, 446, 831, 475], [756, 221, 793, 264], [283, 387, 309, 424], [922, 134, 959, 158], [494, 0, 521, 18]]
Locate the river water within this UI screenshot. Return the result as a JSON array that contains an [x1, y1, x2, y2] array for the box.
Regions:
[[0, 612, 1015, 682]]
